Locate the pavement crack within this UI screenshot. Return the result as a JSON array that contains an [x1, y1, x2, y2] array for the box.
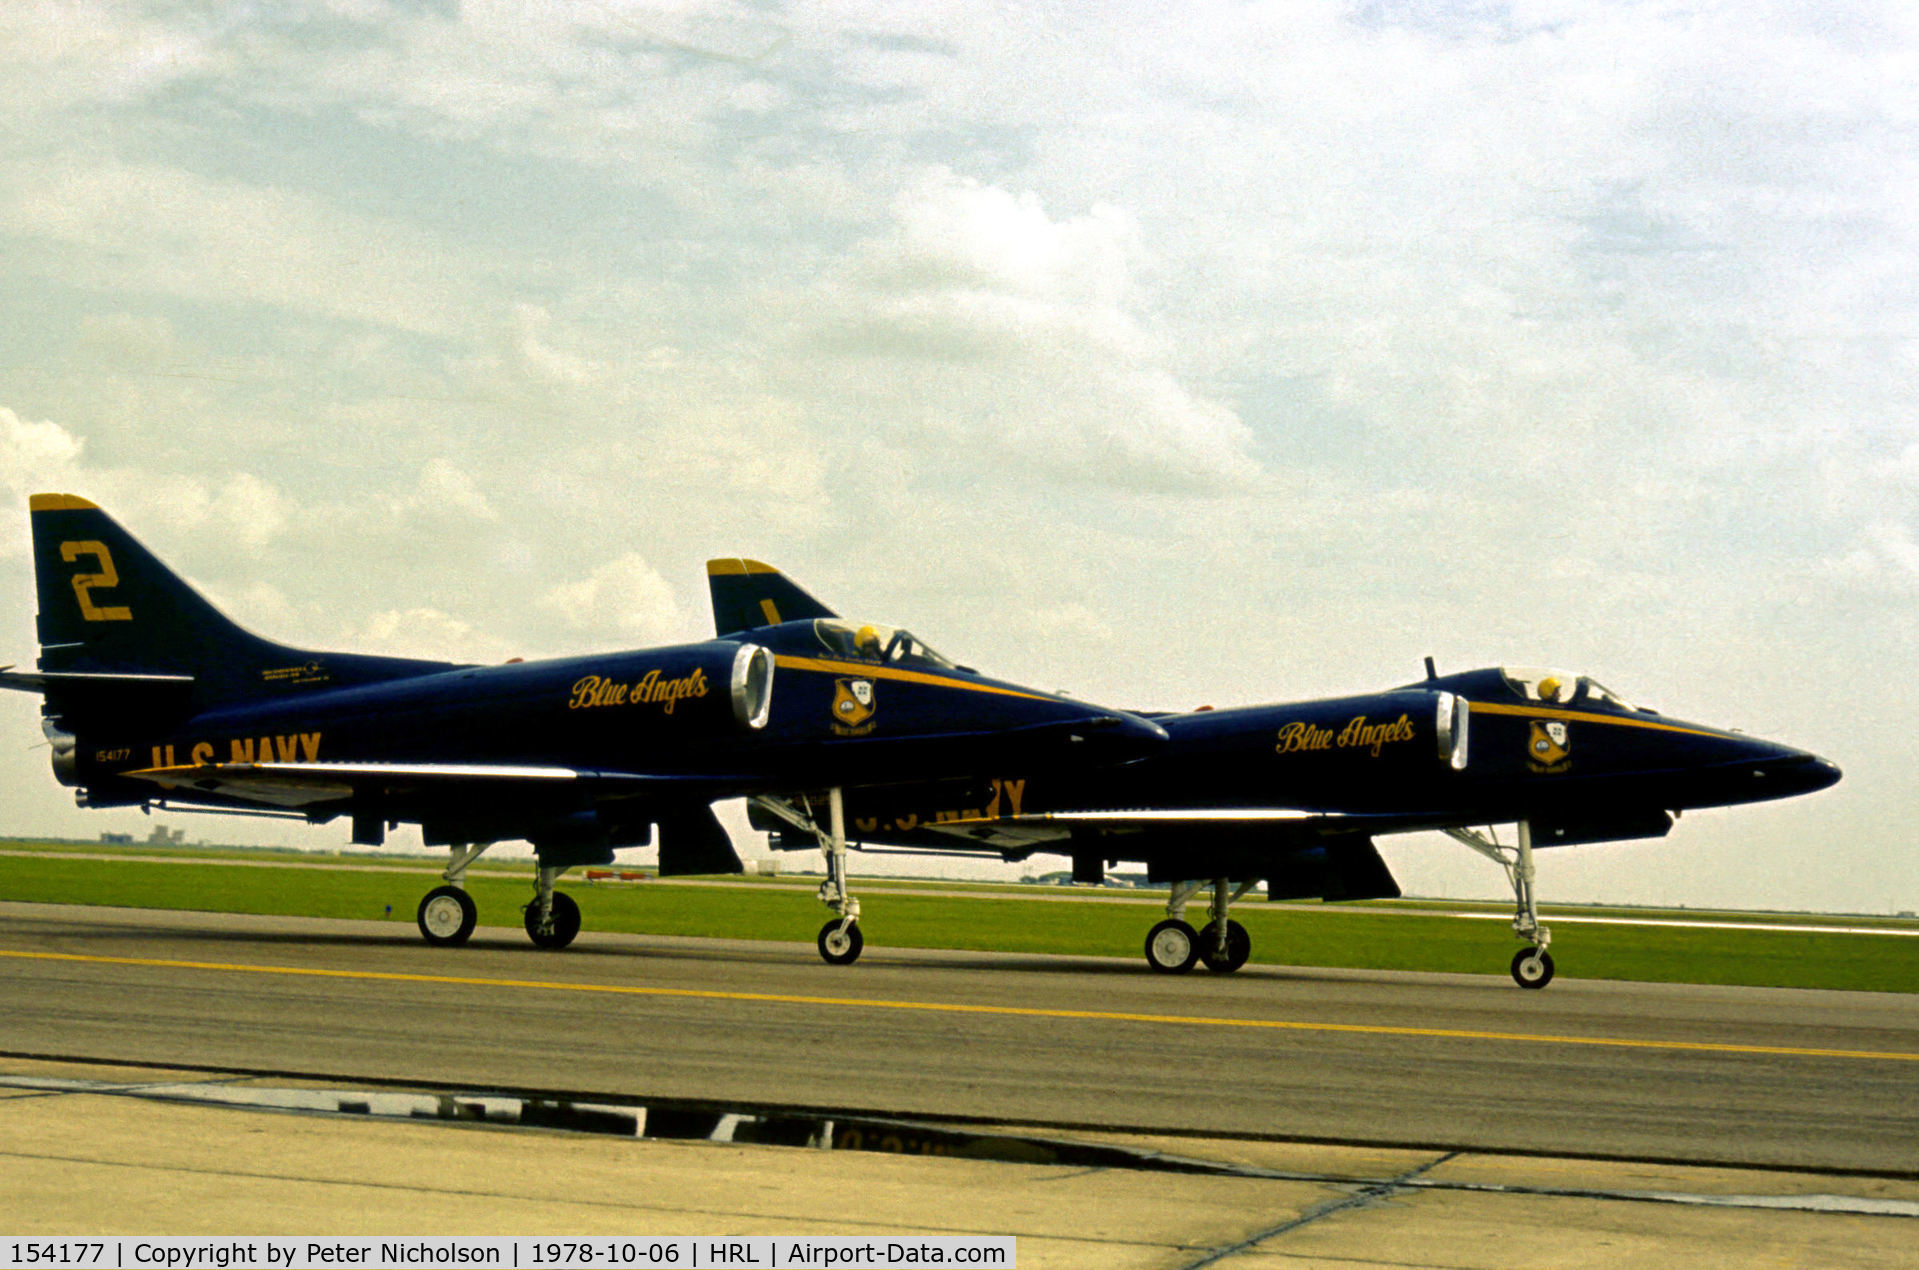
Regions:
[[1174, 1151, 1460, 1270]]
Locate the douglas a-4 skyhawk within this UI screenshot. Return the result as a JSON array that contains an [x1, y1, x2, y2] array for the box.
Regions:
[[714, 568, 1843, 988], [2, 495, 1165, 957]]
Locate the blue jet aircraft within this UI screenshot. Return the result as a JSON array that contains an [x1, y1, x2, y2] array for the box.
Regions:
[[712, 567, 1842, 987], [2, 496, 1166, 957]]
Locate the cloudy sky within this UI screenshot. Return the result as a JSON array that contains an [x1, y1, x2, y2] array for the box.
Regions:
[[2, 0, 1914, 913]]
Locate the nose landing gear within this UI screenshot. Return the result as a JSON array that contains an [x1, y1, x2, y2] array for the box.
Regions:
[[1447, 820, 1556, 988], [813, 787, 864, 965], [748, 790, 868, 965]]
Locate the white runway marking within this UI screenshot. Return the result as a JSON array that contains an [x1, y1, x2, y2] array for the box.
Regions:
[[1435, 911, 1919, 937]]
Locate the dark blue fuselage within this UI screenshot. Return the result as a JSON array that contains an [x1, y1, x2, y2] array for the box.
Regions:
[[825, 666, 1839, 867]]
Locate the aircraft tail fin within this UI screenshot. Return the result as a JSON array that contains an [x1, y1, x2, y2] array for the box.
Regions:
[[706, 557, 837, 635], [24, 494, 459, 728]]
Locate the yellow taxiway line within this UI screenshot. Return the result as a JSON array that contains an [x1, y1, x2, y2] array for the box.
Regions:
[[5, 948, 1916, 1065]]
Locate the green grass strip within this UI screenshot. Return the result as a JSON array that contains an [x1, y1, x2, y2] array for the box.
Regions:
[[1, 850, 1914, 992]]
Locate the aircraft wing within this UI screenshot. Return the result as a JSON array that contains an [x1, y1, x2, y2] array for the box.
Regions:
[[828, 804, 1409, 901], [975, 808, 1345, 825], [930, 807, 1349, 837], [122, 760, 752, 810], [898, 806, 1453, 852]]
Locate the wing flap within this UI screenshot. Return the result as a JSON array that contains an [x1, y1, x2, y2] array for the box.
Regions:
[[982, 808, 1338, 825]]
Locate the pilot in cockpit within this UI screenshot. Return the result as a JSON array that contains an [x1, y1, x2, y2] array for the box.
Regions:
[[856, 624, 885, 660], [1537, 675, 1566, 703]]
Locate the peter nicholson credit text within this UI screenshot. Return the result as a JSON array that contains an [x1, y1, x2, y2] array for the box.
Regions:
[[0, 1239, 1015, 1269]]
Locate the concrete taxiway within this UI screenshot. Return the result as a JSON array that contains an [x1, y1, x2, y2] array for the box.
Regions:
[[3, 1055, 1916, 1268]]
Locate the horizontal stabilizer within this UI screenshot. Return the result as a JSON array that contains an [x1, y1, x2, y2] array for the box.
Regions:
[[0, 668, 195, 693], [0, 666, 197, 728]]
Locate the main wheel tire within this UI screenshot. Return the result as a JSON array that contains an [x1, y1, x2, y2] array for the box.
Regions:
[[1144, 919, 1200, 974], [818, 920, 864, 965], [1197, 919, 1252, 973], [417, 886, 477, 946], [524, 890, 582, 950], [1511, 947, 1555, 989]]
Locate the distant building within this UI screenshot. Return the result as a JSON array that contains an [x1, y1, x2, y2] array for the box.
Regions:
[[146, 825, 186, 846], [99, 832, 133, 845], [1021, 869, 1167, 889]]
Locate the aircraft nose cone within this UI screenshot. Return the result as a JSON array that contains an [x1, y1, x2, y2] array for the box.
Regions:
[[1793, 754, 1842, 794], [1745, 748, 1842, 798], [1672, 733, 1840, 810]]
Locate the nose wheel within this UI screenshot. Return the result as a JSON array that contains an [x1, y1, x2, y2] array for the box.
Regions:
[[1511, 947, 1554, 988], [818, 919, 864, 965]]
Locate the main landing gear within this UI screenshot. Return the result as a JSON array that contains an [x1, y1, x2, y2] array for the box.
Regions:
[[414, 843, 583, 951], [524, 862, 581, 950], [1143, 878, 1257, 974], [1446, 820, 1555, 989], [417, 843, 491, 946]]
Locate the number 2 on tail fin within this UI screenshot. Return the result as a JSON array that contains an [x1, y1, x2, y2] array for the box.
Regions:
[[60, 541, 132, 621]]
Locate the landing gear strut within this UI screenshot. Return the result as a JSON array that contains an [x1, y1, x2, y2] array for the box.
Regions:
[[749, 791, 867, 964], [1447, 820, 1555, 989], [813, 787, 863, 965], [1143, 877, 1257, 974], [416, 842, 491, 946], [524, 863, 581, 950]]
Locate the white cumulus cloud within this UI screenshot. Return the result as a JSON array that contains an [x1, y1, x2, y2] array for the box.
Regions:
[[537, 551, 685, 647], [809, 169, 1260, 492]]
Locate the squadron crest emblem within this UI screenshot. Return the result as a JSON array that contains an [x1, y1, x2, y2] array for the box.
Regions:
[[1528, 719, 1571, 773], [831, 678, 877, 735]]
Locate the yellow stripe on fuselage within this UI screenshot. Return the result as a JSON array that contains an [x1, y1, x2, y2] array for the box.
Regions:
[[1469, 700, 1730, 740], [772, 654, 1057, 703]]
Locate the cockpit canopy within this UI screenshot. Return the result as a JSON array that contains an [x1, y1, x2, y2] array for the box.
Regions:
[[1499, 666, 1638, 712], [814, 618, 957, 670]]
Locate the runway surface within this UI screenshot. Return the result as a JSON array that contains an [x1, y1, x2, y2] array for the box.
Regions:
[[1, 901, 1914, 1175]]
